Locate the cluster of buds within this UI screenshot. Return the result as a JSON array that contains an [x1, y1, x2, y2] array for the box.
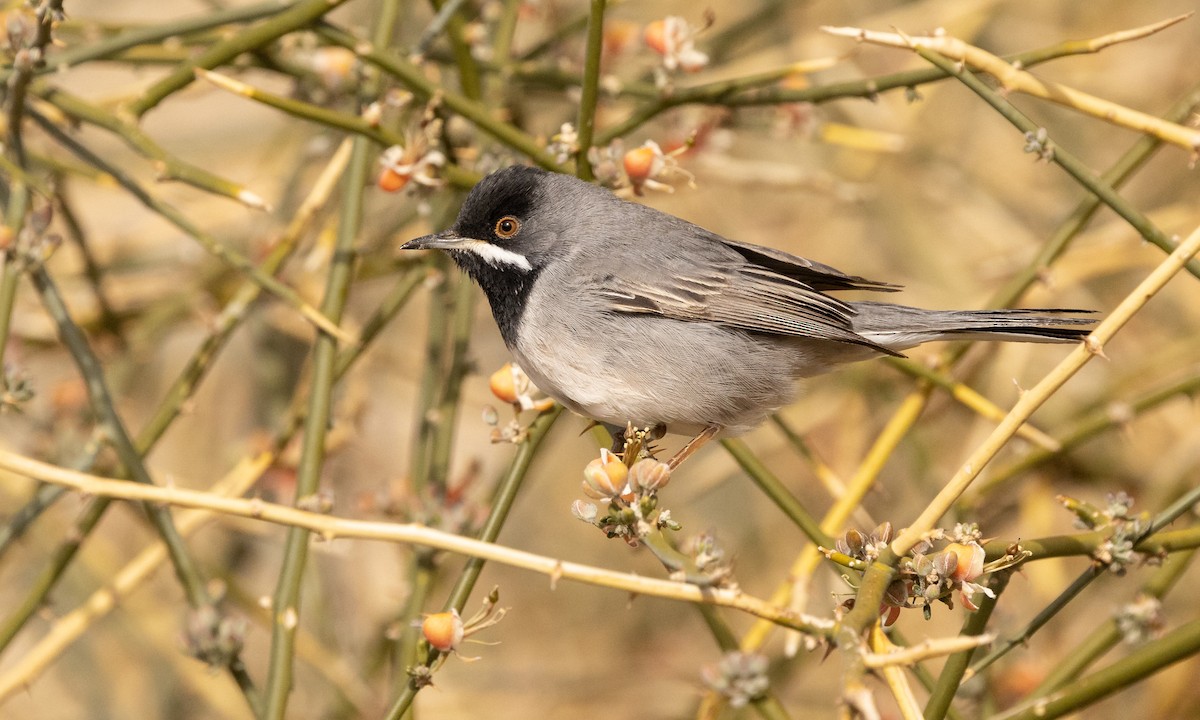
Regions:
[[419, 587, 508, 665], [546, 123, 578, 165], [643, 14, 712, 87], [1059, 492, 1150, 575], [183, 601, 247, 669], [1023, 127, 1054, 162], [700, 651, 770, 708], [483, 362, 556, 444], [1, 364, 34, 412], [1115, 594, 1165, 645], [827, 523, 1025, 625], [572, 432, 677, 546]]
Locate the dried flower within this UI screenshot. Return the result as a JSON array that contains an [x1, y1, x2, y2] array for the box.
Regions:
[[184, 603, 246, 668]]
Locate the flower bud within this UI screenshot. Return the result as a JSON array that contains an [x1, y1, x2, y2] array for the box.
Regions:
[[943, 542, 985, 583], [488, 363, 521, 404], [582, 449, 629, 499], [422, 610, 464, 652], [628, 458, 671, 493], [643, 20, 669, 55], [623, 144, 663, 185], [377, 167, 410, 192]]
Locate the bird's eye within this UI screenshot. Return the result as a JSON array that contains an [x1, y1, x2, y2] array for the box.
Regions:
[[494, 216, 521, 239]]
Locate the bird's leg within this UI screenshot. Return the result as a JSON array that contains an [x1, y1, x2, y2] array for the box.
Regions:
[[667, 424, 721, 470]]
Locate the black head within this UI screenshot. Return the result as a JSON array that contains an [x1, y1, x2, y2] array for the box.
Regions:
[[401, 165, 564, 344]]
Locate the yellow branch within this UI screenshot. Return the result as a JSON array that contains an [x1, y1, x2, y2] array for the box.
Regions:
[[890, 220, 1200, 555], [822, 15, 1200, 154], [0, 449, 834, 643]]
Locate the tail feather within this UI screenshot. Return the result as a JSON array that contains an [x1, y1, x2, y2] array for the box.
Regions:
[[850, 301, 1095, 351]]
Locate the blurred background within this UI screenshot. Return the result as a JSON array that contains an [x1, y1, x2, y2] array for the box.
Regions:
[[1, 0, 1199, 717]]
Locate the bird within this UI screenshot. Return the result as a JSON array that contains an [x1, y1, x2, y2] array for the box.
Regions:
[[402, 165, 1092, 462]]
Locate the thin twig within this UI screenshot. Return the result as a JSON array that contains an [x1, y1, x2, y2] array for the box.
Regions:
[[0, 447, 837, 638], [840, 220, 1200, 651], [573, 0, 607, 180], [261, 131, 372, 720], [821, 17, 1200, 153], [126, 0, 354, 118]]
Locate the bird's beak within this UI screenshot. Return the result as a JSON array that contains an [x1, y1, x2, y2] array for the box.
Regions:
[[402, 228, 534, 271], [400, 229, 471, 251]]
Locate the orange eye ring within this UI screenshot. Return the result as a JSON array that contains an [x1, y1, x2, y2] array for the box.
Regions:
[[494, 216, 521, 238]]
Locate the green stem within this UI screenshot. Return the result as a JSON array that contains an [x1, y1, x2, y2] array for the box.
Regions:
[[409, 257, 452, 493], [54, 186, 125, 344], [385, 406, 562, 719], [971, 484, 1200, 675], [721, 438, 833, 548], [261, 137, 372, 720], [30, 1, 285, 75], [596, 34, 1194, 144], [982, 78, 1200, 312], [28, 109, 345, 340], [427, 274, 476, 489], [975, 372, 1200, 495], [573, 0, 606, 180], [316, 23, 564, 170], [429, 0, 483, 101], [1029, 549, 1197, 698], [127, 0, 354, 118], [23, 264, 266, 708], [0, 259, 20, 391], [923, 572, 1012, 719], [913, 47, 1200, 280], [28, 266, 210, 607], [992, 619, 1200, 720]]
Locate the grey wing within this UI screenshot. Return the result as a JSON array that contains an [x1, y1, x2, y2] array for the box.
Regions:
[[717, 235, 902, 293], [595, 246, 902, 356]]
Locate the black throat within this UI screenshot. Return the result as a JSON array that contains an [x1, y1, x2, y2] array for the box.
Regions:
[[449, 251, 541, 348]]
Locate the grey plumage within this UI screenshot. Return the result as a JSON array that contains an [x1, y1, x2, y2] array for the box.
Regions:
[[402, 166, 1093, 436]]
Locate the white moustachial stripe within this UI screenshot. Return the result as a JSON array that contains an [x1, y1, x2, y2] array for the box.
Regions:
[[465, 240, 532, 271]]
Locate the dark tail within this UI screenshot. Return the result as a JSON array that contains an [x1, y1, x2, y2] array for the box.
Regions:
[[849, 301, 1095, 352]]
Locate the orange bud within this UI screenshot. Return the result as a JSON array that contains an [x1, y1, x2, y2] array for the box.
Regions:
[[377, 167, 410, 192], [943, 542, 985, 583], [623, 145, 660, 183], [582, 449, 630, 499], [422, 610, 464, 652], [489, 363, 519, 403], [643, 20, 668, 55]]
